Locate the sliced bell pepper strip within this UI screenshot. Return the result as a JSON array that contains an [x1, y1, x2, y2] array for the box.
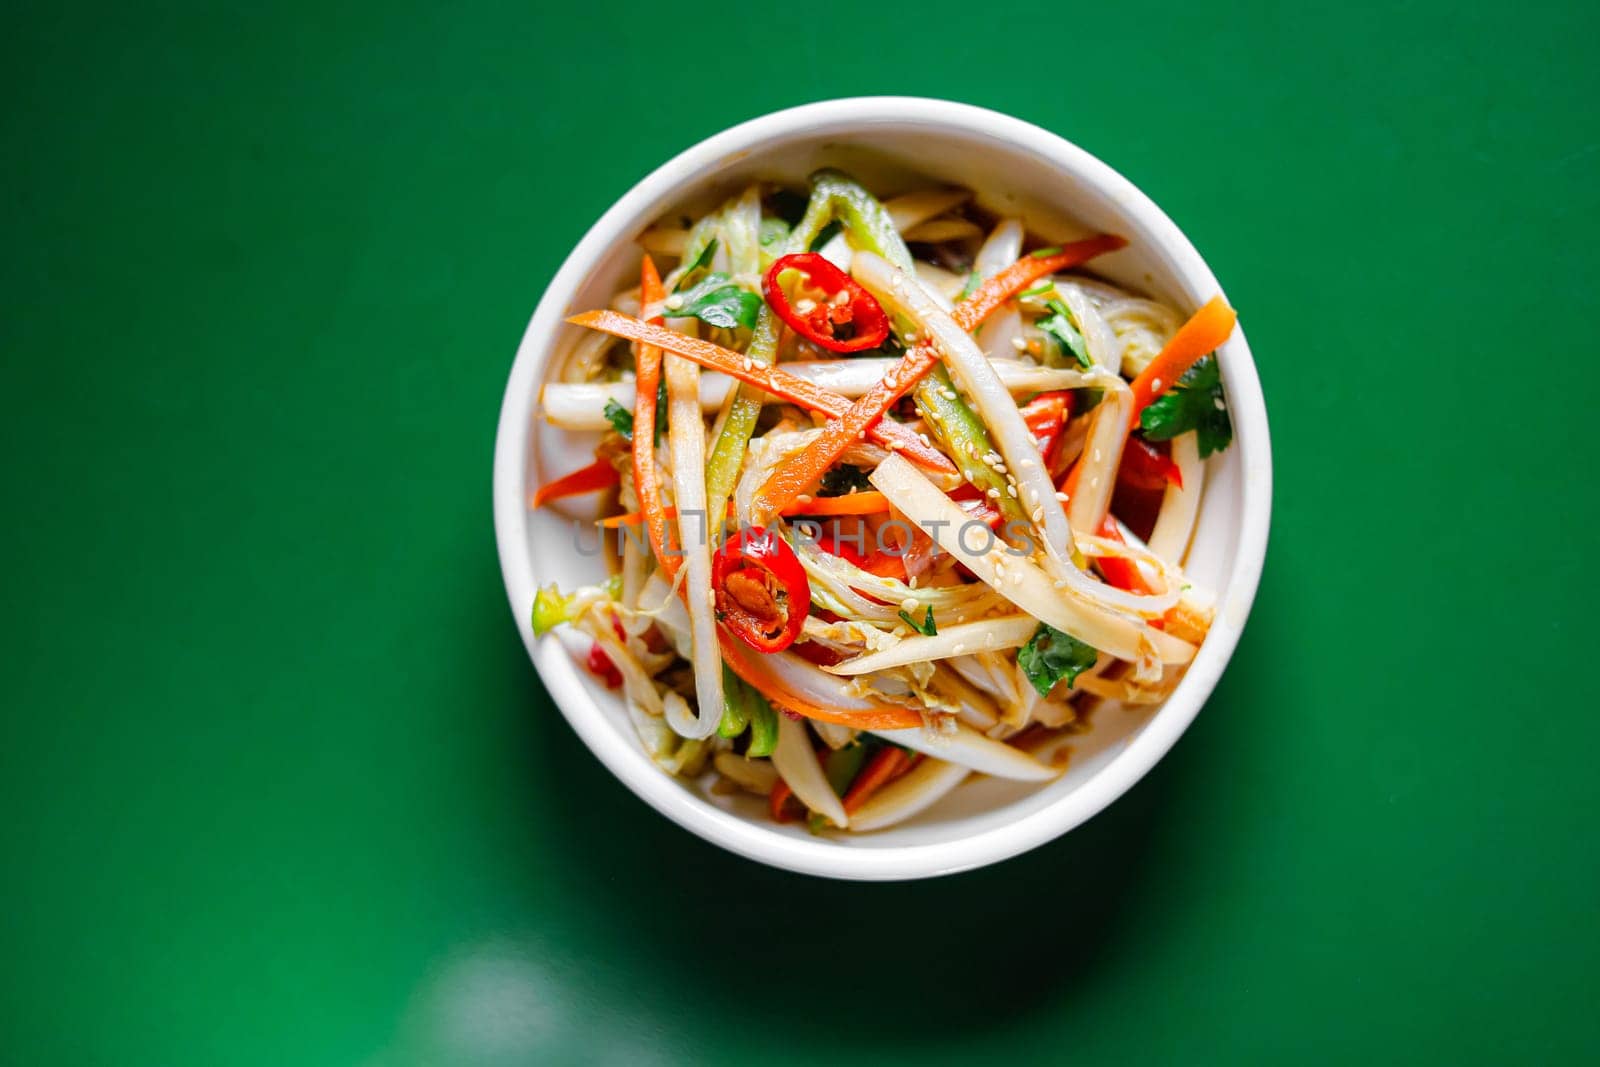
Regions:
[[1093, 516, 1152, 595], [1128, 294, 1237, 421], [764, 252, 889, 353], [566, 310, 954, 474], [530, 457, 619, 509], [1118, 435, 1183, 491], [631, 256, 678, 579]]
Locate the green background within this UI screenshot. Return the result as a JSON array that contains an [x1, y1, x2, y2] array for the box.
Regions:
[[4, 1, 1597, 1063]]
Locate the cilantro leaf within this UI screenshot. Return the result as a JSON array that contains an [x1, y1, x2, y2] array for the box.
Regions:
[[898, 605, 938, 636], [675, 238, 718, 289], [1037, 298, 1091, 368], [602, 398, 634, 440], [1138, 355, 1232, 457], [1017, 624, 1097, 696], [665, 271, 761, 331], [819, 464, 873, 497]]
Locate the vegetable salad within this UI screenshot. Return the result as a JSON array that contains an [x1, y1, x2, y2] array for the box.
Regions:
[[530, 170, 1236, 833]]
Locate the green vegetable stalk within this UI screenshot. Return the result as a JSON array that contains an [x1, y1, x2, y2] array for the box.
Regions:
[[914, 366, 1028, 529]]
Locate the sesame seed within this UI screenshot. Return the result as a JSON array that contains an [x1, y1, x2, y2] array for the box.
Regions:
[[904, 331, 918, 343], [941, 388, 957, 400], [1093, 448, 1102, 462], [887, 440, 902, 451], [796, 298, 817, 315], [1055, 491, 1069, 502], [994, 463, 1007, 474], [1031, 507, 1044, 522], [665, 294, 684, 310], [952, 642, 966, 654], [831, 289, 850, 307], [1007, 485, 1018, 497], [986, 488, 1001, 500], [1010, 336, 1028, 352], [1150, 378, 1163, 393], [900, 597, 920, 613]]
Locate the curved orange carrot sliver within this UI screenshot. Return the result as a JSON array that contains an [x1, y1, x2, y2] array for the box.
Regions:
[[632, 256, 678, 580], [842, 745, 912, 814], [1128, 295, 1237, 420], [567, 310, 955, 474], [719, 637, 923, 731]]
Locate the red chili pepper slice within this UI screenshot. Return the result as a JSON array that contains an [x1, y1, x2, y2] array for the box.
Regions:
[[712, 527, 810, 653], [1020, 391, 1075, 458], [762, 252, 890, 353]]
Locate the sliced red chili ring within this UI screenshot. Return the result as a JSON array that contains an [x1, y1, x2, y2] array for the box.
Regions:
[[762, 252, 890, 353], [712, 527, 810, 653]]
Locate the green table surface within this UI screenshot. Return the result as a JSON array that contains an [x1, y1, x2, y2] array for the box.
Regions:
[[5, 2, 1597, 1063]]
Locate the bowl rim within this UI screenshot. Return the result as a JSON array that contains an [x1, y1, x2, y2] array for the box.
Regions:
[[493, 96, 1272, 881]]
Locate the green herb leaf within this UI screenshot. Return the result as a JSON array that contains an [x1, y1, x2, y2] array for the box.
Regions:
[[665, 271, 761, 331], [898, 605, 938, 637], [958, 269, 981, 301], [1138, 355, 1232, 457], [531, 584, 577, 637], [603, 398, 634, 441], [1018, 280, 1054, 299], [676, 238, 718, 288], [1038, 298, 1091, 368], [1029, 245, 1063, 258], [1017, 624, 1098, 696], [819, 464, 873, 497]]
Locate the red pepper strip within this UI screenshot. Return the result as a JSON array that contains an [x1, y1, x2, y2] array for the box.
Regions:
[[585, 642, 623, 689], [748, 234, 1127, 519], [764, 253, 890, 353], [567, 311, 953, 473], [719, 637, 923, 730], [1128, 295, 1237, 422], [712, 527, 809, 654], [632, 256, 678, 580], [1093, 517, 1153, 595], [530, 457, 619, 509], [769, 779, 801, 822], [842, 745, 912, 814], [1119, 435, 1183, 491], [1021, 390, 1074, 457]]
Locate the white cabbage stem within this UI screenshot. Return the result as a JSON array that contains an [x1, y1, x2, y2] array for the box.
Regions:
[[871, 719, 1056, 781], [885, 188, 971, 232], [773, 715, 848, 828], [1149, 431, 1204, 564], [663, 345, 723, 738], [827, 616, 1038, 675]]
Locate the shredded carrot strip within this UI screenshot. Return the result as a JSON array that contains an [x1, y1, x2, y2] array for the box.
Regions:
[[631, 256, 678, 579], [842, 745, 912, 814], [769, 779, 798, 822], [719, 637, 922, 730], [1128, 295, 1237, 420], [530, 458, 619, 509], [784, 491, 892, 517], [750, 234, 1128, 518], [567, 310, 955, 473]]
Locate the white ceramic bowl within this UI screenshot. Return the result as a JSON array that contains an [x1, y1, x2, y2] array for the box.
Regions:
[[493, 97, 1271, 881]]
